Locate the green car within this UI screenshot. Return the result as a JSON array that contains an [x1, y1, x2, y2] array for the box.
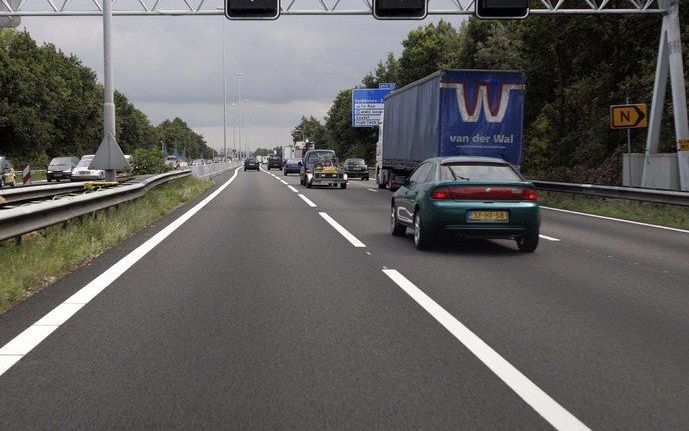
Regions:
[[390, 156, 540, 252]]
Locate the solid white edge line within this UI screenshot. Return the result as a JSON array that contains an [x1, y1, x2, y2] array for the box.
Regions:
[[319, 212, 366, 248], [287, 185, 298, 193], [366, 188, 379, 192], [382, 269, 589, 431], [0, 167, 242, 377], [539, 234, 560, 242], [542, 206, 689, 234], [279, 180, 288, 185], [298, 194, 317, 208]]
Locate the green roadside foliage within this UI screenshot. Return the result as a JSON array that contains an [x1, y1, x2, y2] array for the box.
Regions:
[[31, 171, 47, 181], [539, 192, 689, 231], [0, 176, 213, 313], [0, 29, 216, 167], [294, 15, 689, 183], [131, 148, 171, 175]]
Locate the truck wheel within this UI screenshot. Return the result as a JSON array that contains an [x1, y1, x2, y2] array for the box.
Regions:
[[414, 212, 433, 251], [516, 230, 539, 253], [390, 205, 406, 237], [340, 183, 347, 189]]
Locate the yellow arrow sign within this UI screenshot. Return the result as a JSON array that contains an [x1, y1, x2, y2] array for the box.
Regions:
[[610, 104, 648, 129]]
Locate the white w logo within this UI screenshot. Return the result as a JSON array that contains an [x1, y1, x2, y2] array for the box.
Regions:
[[440, 83, 525, 123]]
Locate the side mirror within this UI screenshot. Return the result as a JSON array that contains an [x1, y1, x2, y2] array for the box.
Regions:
[[298, 161, 303, 166]]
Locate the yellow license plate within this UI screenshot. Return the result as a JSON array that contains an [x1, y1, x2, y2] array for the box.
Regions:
[[468, 210, 509, 222]]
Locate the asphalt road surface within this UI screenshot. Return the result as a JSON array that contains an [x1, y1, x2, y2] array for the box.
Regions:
[[1, 166, 688, 429]]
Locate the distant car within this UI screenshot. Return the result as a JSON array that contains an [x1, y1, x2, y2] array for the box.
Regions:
[[71, 155, 105, 181], [283, 158, 302, 175], [244, 157, 259, 171], [165, 156, 180, 170], [390, 156, 540, 252], [47, 156, 80, 182], [0, 156, 16, 188], [192, 159, 205, 166], [343, 158, 369, 181], [267, 155, 282, 170], [300, 149, 347, 189]]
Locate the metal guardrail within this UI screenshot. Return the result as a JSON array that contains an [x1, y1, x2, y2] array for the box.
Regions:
[[0, 170, 190, 242], [0, 182, 91, 205], [533, 180, 689, 207]]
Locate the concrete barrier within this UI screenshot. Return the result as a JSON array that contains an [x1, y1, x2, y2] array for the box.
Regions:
[[189, 161, 237, 178]]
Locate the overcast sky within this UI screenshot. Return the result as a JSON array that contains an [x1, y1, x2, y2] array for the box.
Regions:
[[20, 9, 459, 153]]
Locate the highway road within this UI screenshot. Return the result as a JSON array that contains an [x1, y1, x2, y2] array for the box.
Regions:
[[1, 166, 688, 429]]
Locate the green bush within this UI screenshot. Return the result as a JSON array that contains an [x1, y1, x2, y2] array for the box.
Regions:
[[131, 148, 170, 175]]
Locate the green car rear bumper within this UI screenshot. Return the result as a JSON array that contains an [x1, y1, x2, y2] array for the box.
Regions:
[[423, 200, 540, 238]]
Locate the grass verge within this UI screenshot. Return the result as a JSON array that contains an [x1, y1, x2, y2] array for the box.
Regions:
[[0, 176, 213, 313], [31, 170, 46, 182], [539, 191, 689, 230]]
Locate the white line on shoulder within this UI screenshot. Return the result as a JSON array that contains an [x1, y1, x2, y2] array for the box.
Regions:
[[0, 167, 242, 377], [288, 185, 298, 193], [541, 206, 689, 234], [382, 269, 589, 431], [319, 212, 366, 248], [539, 234, 560, 241]]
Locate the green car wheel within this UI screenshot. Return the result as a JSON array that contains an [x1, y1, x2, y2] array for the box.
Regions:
[[390, 206, 406, 237], [414, 212, 433, 250], [517, 230, 539, 253]]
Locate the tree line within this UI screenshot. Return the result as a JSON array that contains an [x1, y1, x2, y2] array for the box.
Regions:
[[0, 29, 215, 168], [294, 12, 689, 184]]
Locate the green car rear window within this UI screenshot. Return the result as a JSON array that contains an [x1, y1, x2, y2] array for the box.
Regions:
[[440, 163, 521, 181]]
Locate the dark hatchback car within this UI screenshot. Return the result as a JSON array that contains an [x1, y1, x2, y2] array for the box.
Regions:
[[47, 156, 80, 182], [244, 157, 259, 171], [267, 155, 282, 170], [343, 158, 369, 180], [283, 158, 302, 175], [390, 156, 540, 252]]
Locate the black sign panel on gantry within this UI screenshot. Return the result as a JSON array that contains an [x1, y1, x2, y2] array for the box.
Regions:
[[225, 0, 280, 19], [476, 0, 529, 19], [373, 0, 427, 19]]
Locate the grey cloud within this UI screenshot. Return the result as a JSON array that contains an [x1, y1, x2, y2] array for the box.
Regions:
[[21, 13, 453, 147]]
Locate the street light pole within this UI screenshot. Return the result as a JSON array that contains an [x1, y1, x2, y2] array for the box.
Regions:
[[222, 20, 227, 162], [232, 102, 236, 159], [242, 99, 249, 157], [235, 72, 244, 158]]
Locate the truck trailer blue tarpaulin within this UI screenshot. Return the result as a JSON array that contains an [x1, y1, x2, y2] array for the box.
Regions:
[[382, 69, 526, 166]]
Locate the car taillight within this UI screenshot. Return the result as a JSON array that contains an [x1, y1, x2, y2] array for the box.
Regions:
[[431, 187, 451, 199], [523, 188, 538, 201], [439, 186, 539, 201]]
